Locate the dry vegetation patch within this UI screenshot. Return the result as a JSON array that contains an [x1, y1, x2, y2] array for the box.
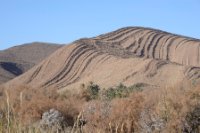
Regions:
[[0, 82, 200, 132]]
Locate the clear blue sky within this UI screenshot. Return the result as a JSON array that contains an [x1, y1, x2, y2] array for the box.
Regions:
[[0, 0, 199, 50]]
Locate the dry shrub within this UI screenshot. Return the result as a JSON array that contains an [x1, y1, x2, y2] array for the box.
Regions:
[[141, 84, 200, 133], [164, 87, 200, 132], [110, 92, 144, 132], [1, 82, 200, 132], [0, 85, 84, 127], [21, 92, 84, 126], [82, 100, 112, 132], [82, 92, 144, 132]]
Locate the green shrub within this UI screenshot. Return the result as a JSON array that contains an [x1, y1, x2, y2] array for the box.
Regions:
[[104, 88, 116, 100], [81, 82, 145, 101], [87, 82, 100, 100], [103, 83, 144, 100]]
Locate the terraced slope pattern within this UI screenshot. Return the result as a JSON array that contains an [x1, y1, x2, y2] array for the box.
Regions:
[[0, 42, 62, 83], [7, 27, 200, 90]]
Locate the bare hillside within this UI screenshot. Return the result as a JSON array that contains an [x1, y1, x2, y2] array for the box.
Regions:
[[0, 42, 62, 83], [6, 27, 200, 90]]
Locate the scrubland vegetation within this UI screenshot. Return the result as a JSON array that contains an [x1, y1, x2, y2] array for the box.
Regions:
[[0, 81, 200, 133]]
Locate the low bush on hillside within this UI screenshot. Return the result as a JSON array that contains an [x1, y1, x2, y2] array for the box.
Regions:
[[103, 83, 144, 100], [85, 81, 100, 100], [80, 82, 144, 101]]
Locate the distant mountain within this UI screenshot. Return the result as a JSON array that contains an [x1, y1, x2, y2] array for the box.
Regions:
[[7, 27, 200, 90], [0, 42, 63, 83]]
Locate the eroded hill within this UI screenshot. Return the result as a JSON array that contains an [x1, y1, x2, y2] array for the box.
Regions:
[[6, 27, 200, 90]]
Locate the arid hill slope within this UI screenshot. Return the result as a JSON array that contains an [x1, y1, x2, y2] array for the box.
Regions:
[[0, 42, 62, 83], [7, 27, 200, 90]]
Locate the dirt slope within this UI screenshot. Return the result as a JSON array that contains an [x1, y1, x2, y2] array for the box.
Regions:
[[0, 42, 62, 83], [6, 27, 200, 90]]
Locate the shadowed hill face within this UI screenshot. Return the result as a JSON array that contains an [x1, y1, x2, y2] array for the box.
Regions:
[[6, 27, 200, 90], [0, 42, 63, 83]]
